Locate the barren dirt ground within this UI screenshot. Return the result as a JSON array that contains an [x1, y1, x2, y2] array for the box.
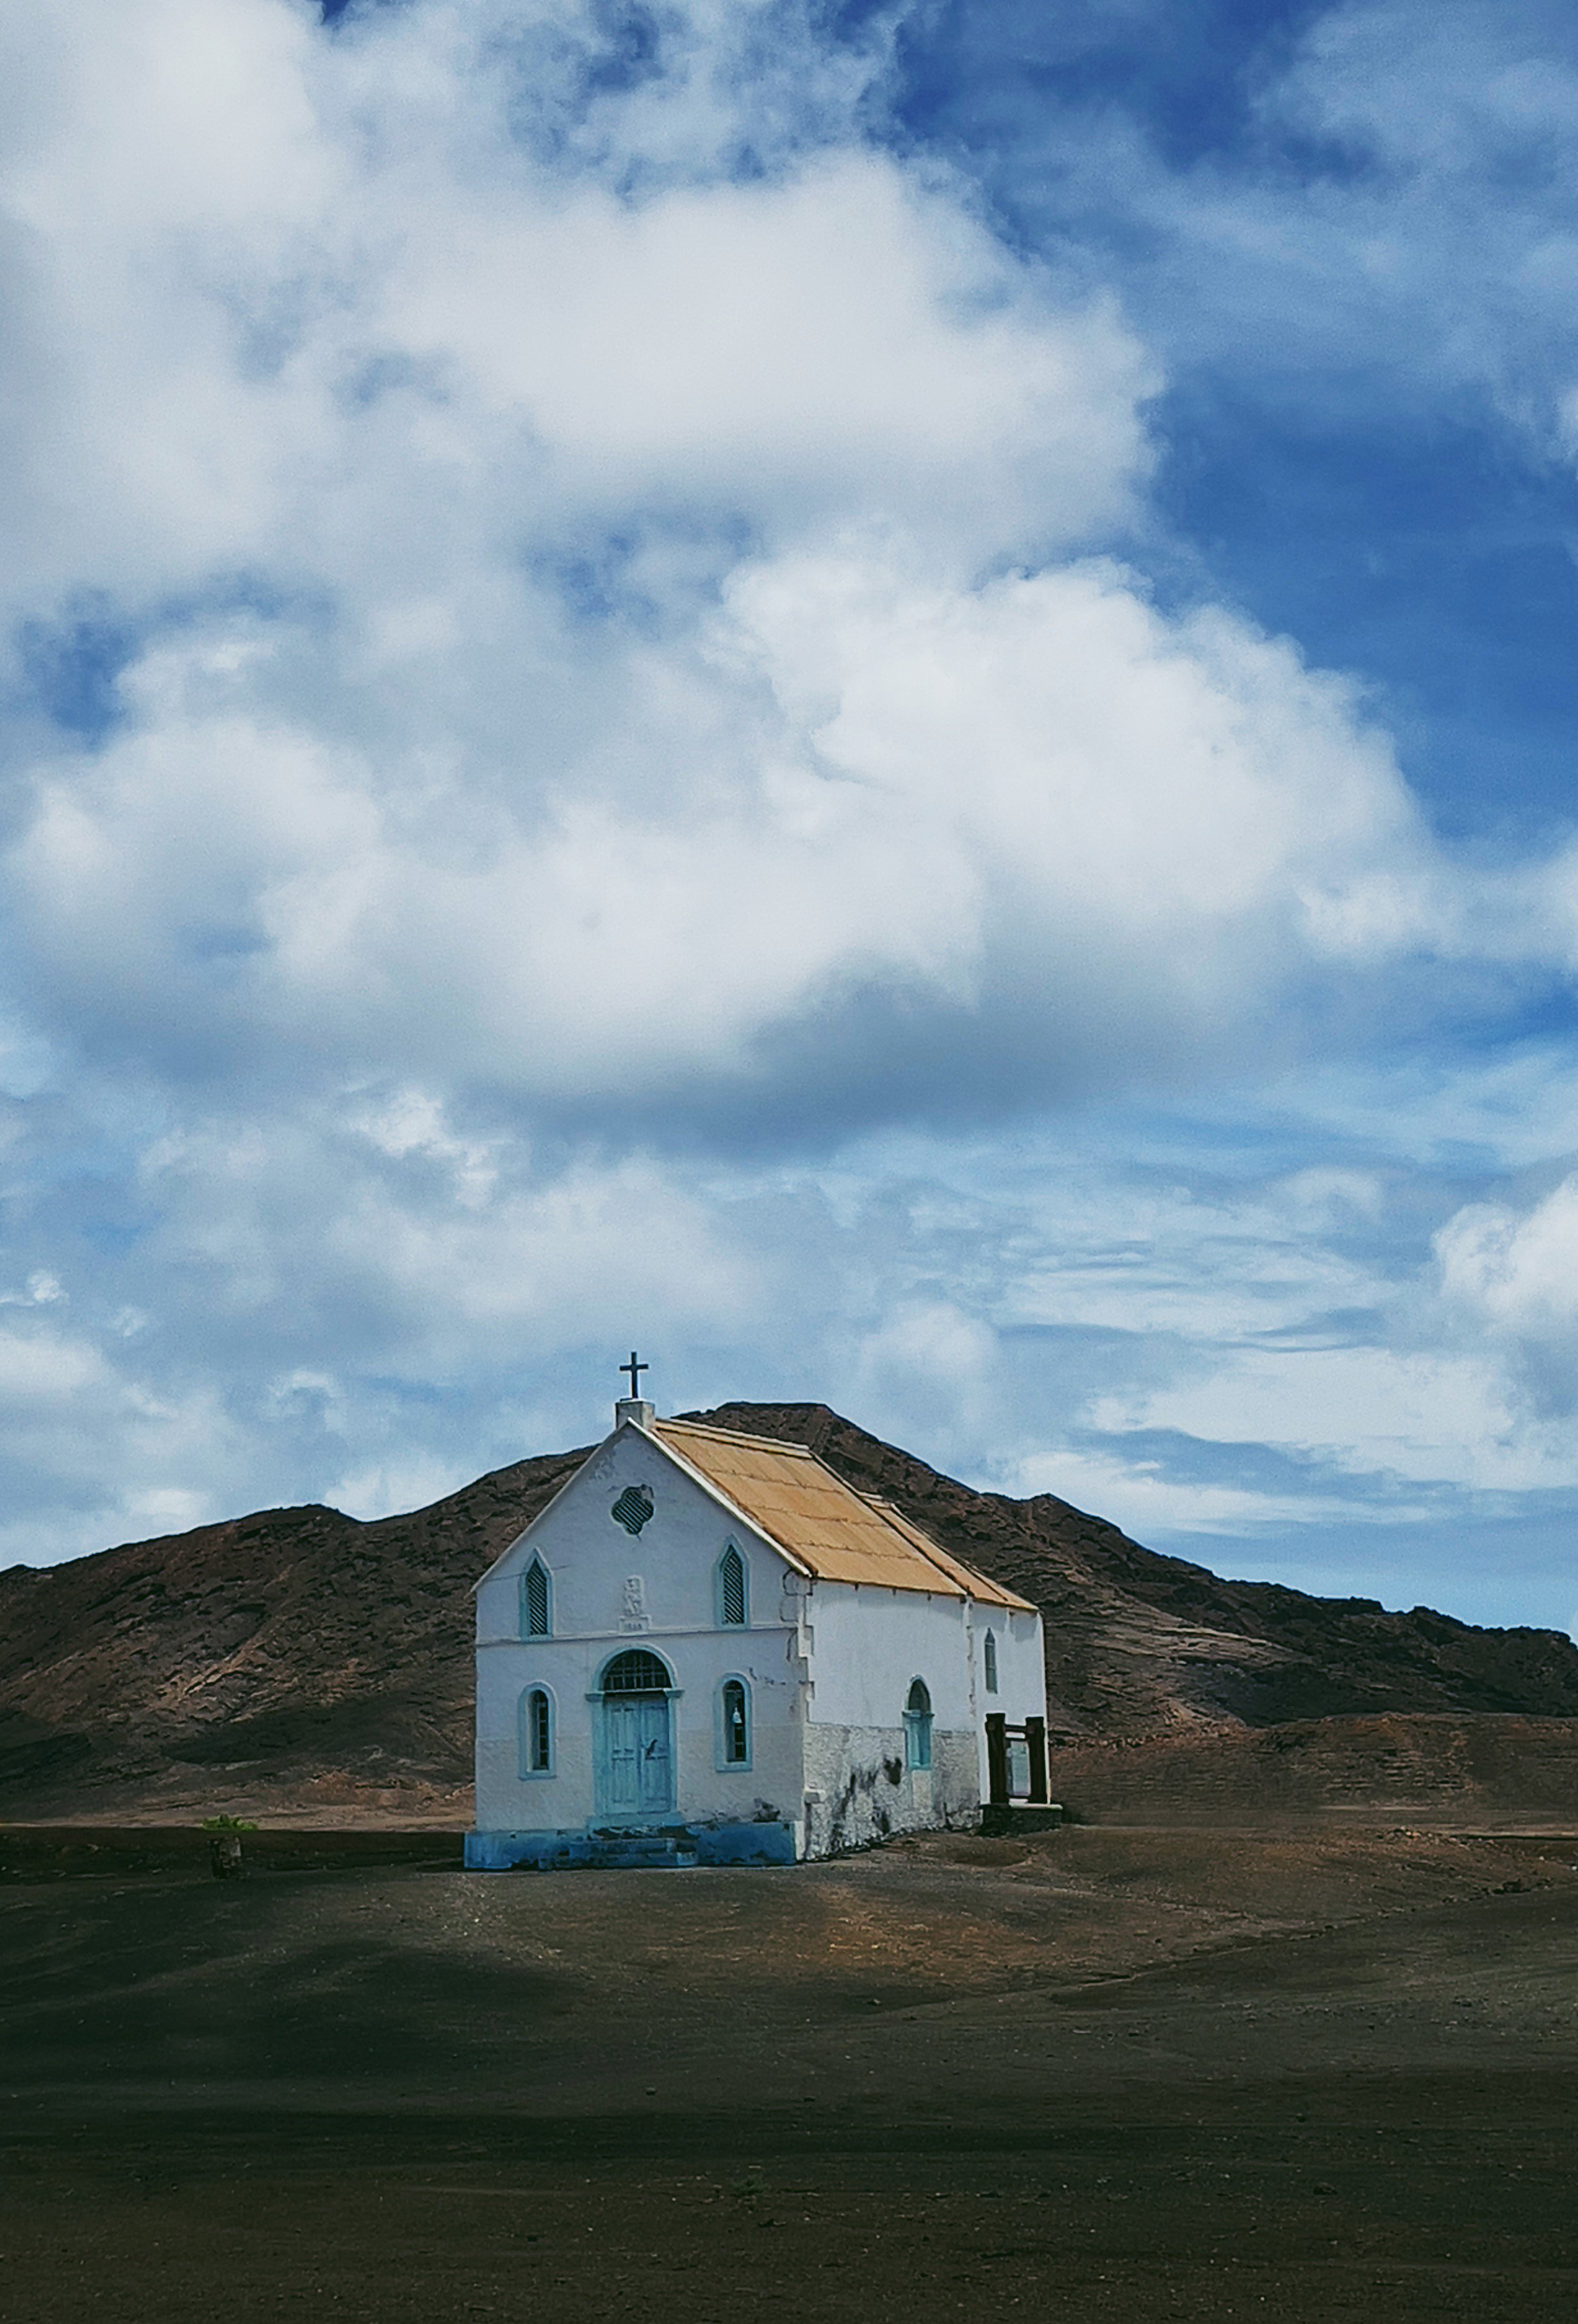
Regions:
[[4, 1823, 1578, 2322]]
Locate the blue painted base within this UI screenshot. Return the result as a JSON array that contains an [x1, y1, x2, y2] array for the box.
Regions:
[[465, 1820, 797, 1872], [689, 1819, 796, 1866]]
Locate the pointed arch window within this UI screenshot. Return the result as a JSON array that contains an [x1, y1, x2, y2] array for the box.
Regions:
[[520, 1558, 551, 1638], [904, 1677, 933, 1771], [983, 1629, 999, 1695], [718, 1677, 751, 1769], [715, 1543, 748, 1628], [520, 1687, 554, 1777]]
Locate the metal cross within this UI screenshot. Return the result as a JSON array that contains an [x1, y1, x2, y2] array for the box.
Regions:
[[620, 1350, 648, 1399]]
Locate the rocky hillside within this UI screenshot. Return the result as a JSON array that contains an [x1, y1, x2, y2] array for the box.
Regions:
[[1026, 1713, 1578, 1826], [3, 1401, 1577, 1820]]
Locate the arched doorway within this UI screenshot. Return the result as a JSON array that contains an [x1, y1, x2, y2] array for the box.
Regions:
[[594, 1648, 676, 1820]]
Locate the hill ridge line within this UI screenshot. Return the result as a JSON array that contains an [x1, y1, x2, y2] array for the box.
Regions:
[[3, 1400, 1576, 1821]]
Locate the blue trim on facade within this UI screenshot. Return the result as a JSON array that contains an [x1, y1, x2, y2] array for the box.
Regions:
[[465, 1820, 797, 1871]]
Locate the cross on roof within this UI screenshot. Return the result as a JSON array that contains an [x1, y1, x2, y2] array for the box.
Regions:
[[620, 1350, 648, 1400]]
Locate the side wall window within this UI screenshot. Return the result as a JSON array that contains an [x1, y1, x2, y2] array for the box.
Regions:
[[519, 1686, 554, 1777], [520, 1557, 552, 1638], [983, 1629, 999, 1694], [715, 1543, 748, 1627], [717, 1677, 751, 1769], [904, 1678, 933, 1770]]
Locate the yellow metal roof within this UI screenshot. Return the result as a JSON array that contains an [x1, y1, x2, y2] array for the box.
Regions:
[[853, 1494, 1034, 1611], [654, 1419, 1035, 1610]]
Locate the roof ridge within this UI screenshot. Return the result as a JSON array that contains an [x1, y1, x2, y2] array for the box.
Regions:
[[659, 1418, 813, 1456]]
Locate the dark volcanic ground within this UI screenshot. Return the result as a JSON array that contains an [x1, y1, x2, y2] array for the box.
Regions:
[[10, 1407, 1578, 2319], [4, 1403, 1578, 1822], [4, 1823, 1578, 2322]]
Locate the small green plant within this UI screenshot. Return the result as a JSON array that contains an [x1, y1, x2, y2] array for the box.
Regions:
[[200, 1815, 257, 1832]]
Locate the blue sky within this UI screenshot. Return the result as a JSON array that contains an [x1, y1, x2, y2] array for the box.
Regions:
[[4, 1, 1578, 1639]]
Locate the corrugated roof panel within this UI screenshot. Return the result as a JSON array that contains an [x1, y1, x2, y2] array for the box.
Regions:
[[858, 1495, 1036, 1612], [656, 1419, 1034, 1609]]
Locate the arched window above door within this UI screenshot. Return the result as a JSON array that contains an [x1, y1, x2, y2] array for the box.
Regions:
[[983, 1629, 999, 1694], [598, 1647, 673, 1695]]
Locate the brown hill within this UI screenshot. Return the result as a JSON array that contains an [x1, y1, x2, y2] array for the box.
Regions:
[[3, 1400, 1577, 1822]]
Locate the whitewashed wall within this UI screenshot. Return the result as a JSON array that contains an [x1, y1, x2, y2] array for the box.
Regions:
[[799, 1581, 979, 1852], [804, 1582, 974, 1727], [968, 1603, 1048, 1795], [802, 1584, 1045, 1735], [474, 1420, 806, 1839], [472, 1416, 1050, 1859]]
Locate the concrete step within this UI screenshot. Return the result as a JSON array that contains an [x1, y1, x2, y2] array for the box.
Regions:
[[587, 1832, 699, 1869], [980, 1802, 1065, 1837]]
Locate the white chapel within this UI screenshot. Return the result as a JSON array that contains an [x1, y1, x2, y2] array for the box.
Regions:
[[466, 1374, 1049, 1868]]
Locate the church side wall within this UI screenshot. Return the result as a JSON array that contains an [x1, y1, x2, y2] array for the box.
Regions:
[[972, 1604, 1049, 1797], [801, 1724, 977, 1855], [800, 1584, 979, 1854]]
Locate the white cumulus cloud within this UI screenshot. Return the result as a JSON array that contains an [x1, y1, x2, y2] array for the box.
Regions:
[[0, 0, 1574, 1599]]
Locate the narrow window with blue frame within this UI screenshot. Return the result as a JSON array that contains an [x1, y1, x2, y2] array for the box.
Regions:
[[903, 1677, 933, 1770], [715, 1543, 747, 1627], [520, 1686, 554, 1777], [719, 1677, 751, 1768], [520, 1557, 551, 1638]]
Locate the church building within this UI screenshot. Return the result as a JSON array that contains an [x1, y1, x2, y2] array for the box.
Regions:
[[466, 1375, 1047, 1868]]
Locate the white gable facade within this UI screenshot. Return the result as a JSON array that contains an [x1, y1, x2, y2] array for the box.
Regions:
[[465, 1401, 1048, 1869]]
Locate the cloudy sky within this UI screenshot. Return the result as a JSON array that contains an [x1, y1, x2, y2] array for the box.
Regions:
[[6, 0, 1578, 1633]]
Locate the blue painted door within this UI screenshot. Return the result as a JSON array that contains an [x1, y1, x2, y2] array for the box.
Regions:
[[636, 1696, 672, 1814], [602, 1695, 673, 1818]]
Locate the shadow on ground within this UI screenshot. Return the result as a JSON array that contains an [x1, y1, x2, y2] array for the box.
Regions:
[[3, 1823, 1577, 2320]]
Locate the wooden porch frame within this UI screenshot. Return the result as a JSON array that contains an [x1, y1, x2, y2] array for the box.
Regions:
[[984, 1711, 1049, 1806]]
